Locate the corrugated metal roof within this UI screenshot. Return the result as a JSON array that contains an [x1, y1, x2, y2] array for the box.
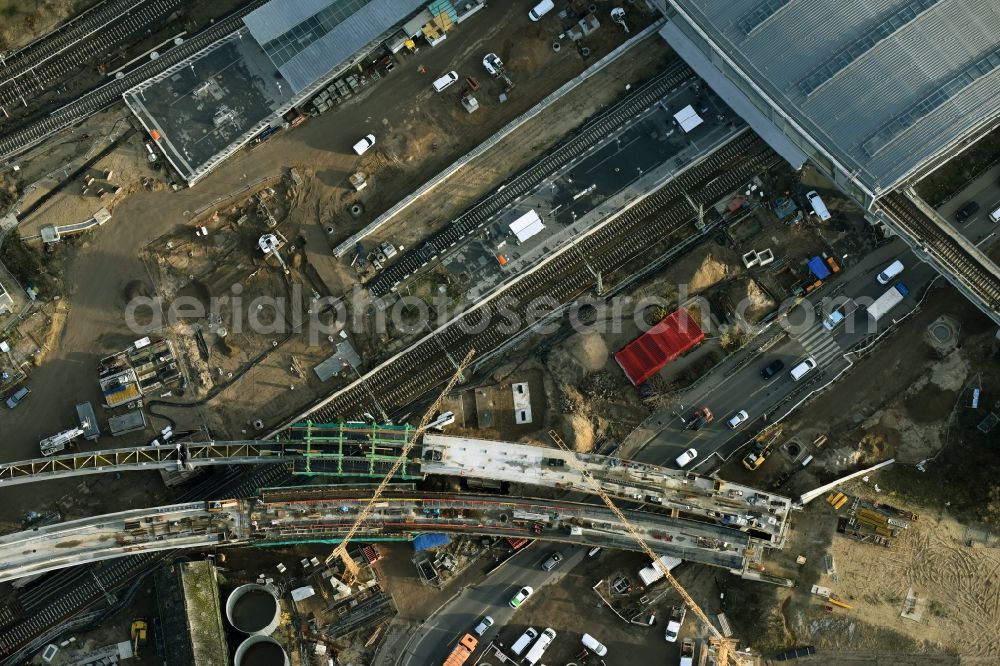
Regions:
[[667, 0, 1000, 192], [243, 0, 425, 93], [614, 308, 705, 386]]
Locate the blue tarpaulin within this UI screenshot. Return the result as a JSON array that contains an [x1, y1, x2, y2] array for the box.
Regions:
[[413, 533, 451, 551], [807, 256, 831, 280]]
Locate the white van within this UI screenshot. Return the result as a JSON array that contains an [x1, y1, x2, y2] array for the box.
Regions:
[[431, 71, 458, 92], [806, 191, 831, 221], [581, 633, 608, 656], [523, 628, 556, 666], [529, 0, 555, 21], [790, 357, 817, 381], [990, 204, 1000, 224], [876, 259, 904, 285], [352, 134, 375, 156], [511, 627, 538, 656]]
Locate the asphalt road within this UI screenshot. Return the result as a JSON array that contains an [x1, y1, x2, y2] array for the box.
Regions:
[[937, 162, 1000, 242], [631, 234, 943, 471], [399, 542, 586, 666]]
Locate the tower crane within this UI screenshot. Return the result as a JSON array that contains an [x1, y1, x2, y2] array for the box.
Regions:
[[547, 430, 750, 666], [325, 349, 475, 580]]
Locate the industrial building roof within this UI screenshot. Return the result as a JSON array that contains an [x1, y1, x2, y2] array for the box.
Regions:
[[614, 308, 705, 386], [666, 0, 1000, 193], [243, 0, 425, 93]]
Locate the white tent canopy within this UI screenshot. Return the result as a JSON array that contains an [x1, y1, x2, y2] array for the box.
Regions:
[[674, 104, 704, 133], [509, 209, 544, 244]]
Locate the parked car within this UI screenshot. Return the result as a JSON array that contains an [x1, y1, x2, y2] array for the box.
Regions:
[[473, 615, 494, 636], [5, 386, 29, 409], [760, 359, 784, 380], [955, 200, 980, 223], [352, 134, 375, 155], [541, 552, 563, 571], [432, 71, 459, 92], [675, 448, 698, 468], [509, 585, 534, 608], [529, 0, 555, 21], [727, 410, 749, 429]]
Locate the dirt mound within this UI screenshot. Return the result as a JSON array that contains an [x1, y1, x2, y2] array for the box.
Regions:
[[737, 278, 776, 323], [668, 247, 742, 294], [564, 413, 594, 453], [565, 331, 608, 372]]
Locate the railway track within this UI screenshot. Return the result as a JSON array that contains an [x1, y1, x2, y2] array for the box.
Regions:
[[877, 192, 1000, 311], [292, 131, 778, 429], [0, 0, 141, 77], [0, 0, 268, 161], [365, 60, 697, 297], [0, 463, 291, 661], [0, 0, 186, 111]]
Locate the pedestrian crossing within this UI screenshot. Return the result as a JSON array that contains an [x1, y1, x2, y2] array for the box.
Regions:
[[790, 323, 843, 366]]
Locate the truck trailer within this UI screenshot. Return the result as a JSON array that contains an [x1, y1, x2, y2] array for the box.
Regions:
[[865, 282, 909, 322]]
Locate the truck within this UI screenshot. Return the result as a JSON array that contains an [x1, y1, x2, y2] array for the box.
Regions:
[[443, 633, 477, 666], [865, 282, 909, 322], [679, 638, 695, 666], [40, 427, 85, 456], [665, 605, 686, 642]]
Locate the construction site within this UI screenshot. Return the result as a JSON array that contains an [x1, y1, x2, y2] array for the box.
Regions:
[[0, 0, 998, 665]]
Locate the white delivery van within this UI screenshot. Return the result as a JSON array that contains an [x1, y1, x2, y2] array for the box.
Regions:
[[511, 628, 538, 656], [806, 191, 831, 221], [581, 633, 608, 656], [790, 357, 817, 381], [432, 71, 459, 92], [876, 259, 904, 285], [529, 0, 555, 21], [990, 204, 1000, 224], [523, 628, 556, 666]]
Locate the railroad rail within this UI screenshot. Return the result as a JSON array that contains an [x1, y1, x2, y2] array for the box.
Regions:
[[0, 0, 268, 160], [0, 464, 292, 662], [876, 192, 1000, 315], [284, 131, 779, 431], [0, 0, 139, 76], [0, 428, 424, 486], [0, 0, 185, 112], [365, 60, 696, 296]]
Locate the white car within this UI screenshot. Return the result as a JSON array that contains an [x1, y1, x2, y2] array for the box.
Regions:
[[509, 585, 534, 608], [473, 615, 494, 636], [675, 448, 698, 468], [482, 53, 503, 76], [432, 71, 459, 92], [352, 134, 375, 155], [727, 410, 749, 429]]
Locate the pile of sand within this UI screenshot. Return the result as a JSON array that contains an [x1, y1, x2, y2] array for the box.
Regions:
[[688, 253, 734, 292], [566, 331, 608, 372], [564, 413, 594, 453]]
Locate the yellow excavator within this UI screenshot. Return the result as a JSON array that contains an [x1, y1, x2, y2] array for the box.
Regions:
[[130, 619, 148, 657]]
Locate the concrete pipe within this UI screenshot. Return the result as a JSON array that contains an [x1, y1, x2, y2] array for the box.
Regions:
[[234, 635, 289, 666], [226, 584, 280, 636]]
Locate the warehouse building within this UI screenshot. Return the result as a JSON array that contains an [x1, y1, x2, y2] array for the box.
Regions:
[[651, 0, 1000, 209]]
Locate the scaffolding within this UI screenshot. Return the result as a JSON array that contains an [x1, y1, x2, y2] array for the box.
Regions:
[[286, 421, 420, 479]]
